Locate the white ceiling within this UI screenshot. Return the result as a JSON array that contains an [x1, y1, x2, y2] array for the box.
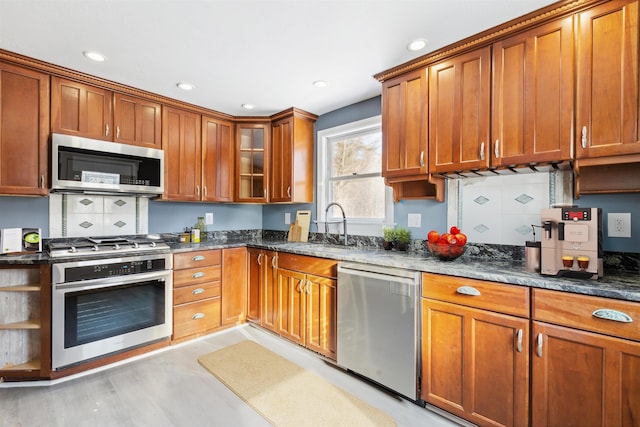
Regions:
[[0, 0, 558, 117]]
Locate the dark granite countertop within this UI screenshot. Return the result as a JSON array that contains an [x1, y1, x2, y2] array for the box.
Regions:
[[2, 237, 638, 303]]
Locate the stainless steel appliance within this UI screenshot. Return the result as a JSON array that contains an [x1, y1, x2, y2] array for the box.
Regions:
[[540, 206, 603, 279], [50, 237, 172, 370], [337, 262, 420, 401], [51, 133, 164, 196]]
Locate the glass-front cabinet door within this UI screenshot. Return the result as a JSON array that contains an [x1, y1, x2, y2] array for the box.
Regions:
[[236, 123, 269, 202]]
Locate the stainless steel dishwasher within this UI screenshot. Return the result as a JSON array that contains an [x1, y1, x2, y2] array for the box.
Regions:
[[337, 262, 420, 401]]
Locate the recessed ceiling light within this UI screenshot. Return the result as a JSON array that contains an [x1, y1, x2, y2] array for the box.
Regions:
[[242, 104, 255, 110], [407, 39, 428, 52], [313, 80, 328, 88], [83, 51, 106, 62], [176, 82, 195, 91]]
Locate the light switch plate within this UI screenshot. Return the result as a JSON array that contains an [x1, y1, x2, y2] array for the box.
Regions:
[[607, 212, 631, 238], [205, 213, 214, 225], [284, 213, 291, 225], [408, 213, 421, 228]]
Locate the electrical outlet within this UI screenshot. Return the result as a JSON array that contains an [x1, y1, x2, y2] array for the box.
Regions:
[[205, 213, 214, 225], [607, 213, 631, 238], [408, 213, 421, 228], [284, 213, 291, 225]]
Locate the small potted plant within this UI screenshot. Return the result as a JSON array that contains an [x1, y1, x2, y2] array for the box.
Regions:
[[382, 227, 395, 250], [395, 227, 411, 251]]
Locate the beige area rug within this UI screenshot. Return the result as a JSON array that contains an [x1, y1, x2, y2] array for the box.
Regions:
[[198, 340, 397, 427]]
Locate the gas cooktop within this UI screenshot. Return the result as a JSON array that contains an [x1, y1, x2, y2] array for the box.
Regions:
[[47, 235, 170, 258]]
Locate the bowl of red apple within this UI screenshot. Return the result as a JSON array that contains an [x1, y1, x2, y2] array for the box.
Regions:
[[426, 226, 468, 261]]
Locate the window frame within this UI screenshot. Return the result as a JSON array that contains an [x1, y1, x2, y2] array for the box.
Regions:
[[316, 115, 393, 237]]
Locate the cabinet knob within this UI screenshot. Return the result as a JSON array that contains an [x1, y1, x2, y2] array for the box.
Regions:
[[480, 142, 485, 161], [516, 329, 523, 353], [592, 308, 633, 323], [456, 285, 481, 296], [536, 332, 543, 358]]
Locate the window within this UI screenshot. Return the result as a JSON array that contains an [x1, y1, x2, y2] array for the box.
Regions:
[[317, 116, 393, 236]]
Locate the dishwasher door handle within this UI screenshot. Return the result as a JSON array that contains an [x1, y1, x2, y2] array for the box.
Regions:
[[338, 267, 417, 286]]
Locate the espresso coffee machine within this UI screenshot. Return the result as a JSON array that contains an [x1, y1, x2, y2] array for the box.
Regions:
[[540, 206, 603, 279]]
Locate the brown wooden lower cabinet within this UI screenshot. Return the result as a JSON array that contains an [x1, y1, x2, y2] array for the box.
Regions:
[[275, 253, 337, 359], [421, 299, 529, 427], [172, 249, 222, 342], [532, 289, 640, 427], [421, 273, 530, 427], [221, 247, 248, 326]]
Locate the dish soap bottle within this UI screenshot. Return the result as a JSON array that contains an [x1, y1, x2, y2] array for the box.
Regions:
[[195, 216, 207, 242]]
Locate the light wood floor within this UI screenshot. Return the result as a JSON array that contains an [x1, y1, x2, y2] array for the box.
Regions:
[[0, 325, 470, 427]]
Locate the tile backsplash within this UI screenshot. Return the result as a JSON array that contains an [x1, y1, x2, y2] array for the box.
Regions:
[[49, 194, 148, 237], [448, 171, 572, 246]]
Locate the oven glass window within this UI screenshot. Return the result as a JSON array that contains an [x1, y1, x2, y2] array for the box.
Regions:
[[64, 280, 165, 348]]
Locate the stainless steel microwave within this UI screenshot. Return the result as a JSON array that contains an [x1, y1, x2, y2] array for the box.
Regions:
[[51, 133, 164, 196]]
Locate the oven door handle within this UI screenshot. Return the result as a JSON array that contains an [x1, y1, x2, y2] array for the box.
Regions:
[[54, 270, 172, 291]]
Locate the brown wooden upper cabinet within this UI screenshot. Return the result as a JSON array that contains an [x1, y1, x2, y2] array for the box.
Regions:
[[52, 77, 162, 148], [492, 16, 574, 167], [51, 76, 113, 141], [202, 115, 235, 202], [161, 106, 202, 201], [575, 0, 640, 159], [0, 62, 50, 196], [235, 122, 270, 203], [382, 68, 428, 180], [270, 108, 316, 203], [429, 47, 491, 174], [113, 93, 162, 148]]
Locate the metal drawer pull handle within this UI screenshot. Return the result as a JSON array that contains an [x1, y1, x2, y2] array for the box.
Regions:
[[420, 151, 425, 167], [581, 126, 588, 148], [516, 329, 523, 353], [592, 309, 633, 323], [537, 333, 543, 358], [192, 255, 205, 261], [271, 255, 278, 269], [257, 253, 263, 266], [192, 288, 204, 295], [494, 139, 500, 159], [480, 142, 485, 161], [192, 272, 205, 279], [192, 313, 205, 320], [456, 286, 481, 296]]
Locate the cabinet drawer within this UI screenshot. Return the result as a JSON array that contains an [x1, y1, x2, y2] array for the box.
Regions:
[[422, 272, 530, 318], [173, 250, 221, 269], [277, 253, 337, 278], [173, 266, 221, 287], [173, 281, 221, 305], [533, 288, 640, 342], [173, 298, 221, 339]]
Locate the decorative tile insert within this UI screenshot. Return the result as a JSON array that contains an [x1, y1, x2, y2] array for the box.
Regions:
[[448, 171, 572, 246], [49, 194, 149, 237]]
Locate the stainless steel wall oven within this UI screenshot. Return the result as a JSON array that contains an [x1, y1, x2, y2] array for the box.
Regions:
[[51, 252, 172, 370]]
